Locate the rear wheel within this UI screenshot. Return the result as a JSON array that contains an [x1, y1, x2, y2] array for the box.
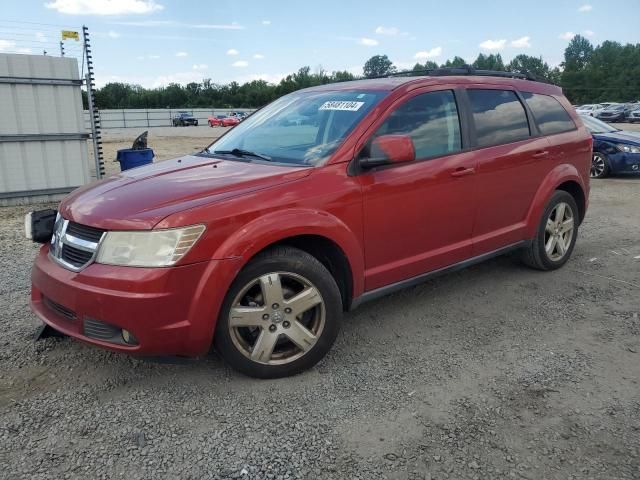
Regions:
[[214, 246, 342, 378], [591, 152, 610, 178], [521, 191, 578, 271]]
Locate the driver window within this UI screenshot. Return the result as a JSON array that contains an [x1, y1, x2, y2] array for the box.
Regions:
[[374, 90, 462, 159]]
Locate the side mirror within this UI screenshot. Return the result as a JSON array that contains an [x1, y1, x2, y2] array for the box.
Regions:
[[359, 134, 415, 169]]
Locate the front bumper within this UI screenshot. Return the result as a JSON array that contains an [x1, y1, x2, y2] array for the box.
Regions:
[[607, 152, 640, 174], [31, 246, 242, 356], [596, 114, 625, 122]]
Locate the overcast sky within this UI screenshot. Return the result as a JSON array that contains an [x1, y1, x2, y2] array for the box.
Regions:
[[2, 0, 639, 88]]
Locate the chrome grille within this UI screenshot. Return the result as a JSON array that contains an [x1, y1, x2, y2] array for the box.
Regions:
[[61, 244, 93, 267], [66, 222, 105, 243], [49, 215, 105, 272]]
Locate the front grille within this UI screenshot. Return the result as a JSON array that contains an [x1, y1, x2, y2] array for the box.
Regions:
[[50, 218, 105, 271], [43, 297, 76, 321], [66, 222, 105, 243], [84, 318, 122, 342], [61, 244, 93, 268]]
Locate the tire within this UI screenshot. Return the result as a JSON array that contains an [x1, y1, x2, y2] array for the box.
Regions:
[[590, 152, 610, 178], [521, 190, 579, 271], [194, 121, 198, 126], [208, 120, 213, 127], [214, 246, 342, 378]]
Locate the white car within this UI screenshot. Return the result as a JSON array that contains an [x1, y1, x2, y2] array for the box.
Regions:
[[576, 104, 605, 117]]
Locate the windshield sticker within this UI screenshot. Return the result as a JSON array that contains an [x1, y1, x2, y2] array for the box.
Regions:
[[319, 101, 365, 112]]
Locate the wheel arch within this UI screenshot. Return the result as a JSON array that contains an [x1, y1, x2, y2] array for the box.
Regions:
[[252, 235, 354, 311], [211, 209, 365, 310], [525, 165, 588, 238]]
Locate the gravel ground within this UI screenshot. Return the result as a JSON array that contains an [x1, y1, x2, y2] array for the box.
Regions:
[[1, 175, 639, 478]]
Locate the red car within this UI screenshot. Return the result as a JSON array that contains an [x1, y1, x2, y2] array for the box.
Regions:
[[208, 115, 240, 127], [29, 71, 591, 378]]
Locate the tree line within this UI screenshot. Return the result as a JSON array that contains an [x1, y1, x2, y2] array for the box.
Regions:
[[92, 35, 639, 110]]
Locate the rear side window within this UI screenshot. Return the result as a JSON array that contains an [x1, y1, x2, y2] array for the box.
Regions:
[[374, 90, 462, 159], [468, 89, 530, 147], [521, 92, 575, 135]]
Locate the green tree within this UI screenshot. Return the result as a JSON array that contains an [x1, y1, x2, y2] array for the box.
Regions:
[[507, 54, 551, 78], [561, 35, 594, 103], [363, 55, 396, 78], [563, 35, 594, 71], [473, 53, 505, 71], [441, 56, 467, 68]]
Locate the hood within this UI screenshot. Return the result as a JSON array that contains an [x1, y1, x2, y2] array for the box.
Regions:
[[593, 130, 640, 146], [59, 155, 312, 230]]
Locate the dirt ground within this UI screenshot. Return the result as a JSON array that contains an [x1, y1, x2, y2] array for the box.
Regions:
[[0, 127, 639, 479], [92, 125, 228, 178]]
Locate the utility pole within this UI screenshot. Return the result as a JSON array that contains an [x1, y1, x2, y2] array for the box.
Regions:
[[82, 25, 104, 179]]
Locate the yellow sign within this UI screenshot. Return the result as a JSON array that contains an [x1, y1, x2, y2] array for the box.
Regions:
[[61, 30, 79, 41]]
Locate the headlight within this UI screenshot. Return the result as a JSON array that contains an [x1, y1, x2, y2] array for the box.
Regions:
[[616, 144, 640, 154], [96, 225, 205, 267]]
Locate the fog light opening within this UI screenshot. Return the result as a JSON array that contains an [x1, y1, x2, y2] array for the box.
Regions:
[[121, 329, 139, 346]]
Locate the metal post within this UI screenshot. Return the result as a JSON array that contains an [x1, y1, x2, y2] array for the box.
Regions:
[[86, 73, 102, 180], [82, 25, 104, 179]]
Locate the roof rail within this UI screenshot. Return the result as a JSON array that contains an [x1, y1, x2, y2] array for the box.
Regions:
[[383, 65, 554, 85]]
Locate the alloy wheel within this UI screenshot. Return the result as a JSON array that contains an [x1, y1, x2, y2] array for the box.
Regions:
[[590, 153, 606, 178], [544, 202, 575, 261], [228, 272, 325, 365]]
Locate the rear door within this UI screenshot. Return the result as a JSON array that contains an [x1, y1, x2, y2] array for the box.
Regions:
[[463, 87, 551, 255], [358, 87, 477, 290]]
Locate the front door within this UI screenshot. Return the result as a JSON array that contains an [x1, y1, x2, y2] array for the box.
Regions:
[[358, 89, 477, 291]]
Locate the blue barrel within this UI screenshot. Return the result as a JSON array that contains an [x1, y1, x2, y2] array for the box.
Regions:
[[116, 148, 154, 171]]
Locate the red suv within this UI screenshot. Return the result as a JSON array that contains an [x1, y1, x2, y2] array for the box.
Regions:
[[30, 71, 591, 378]]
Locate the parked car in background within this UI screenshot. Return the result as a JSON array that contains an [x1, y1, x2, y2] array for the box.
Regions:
[[625, 105, 640, 123], [576, 104, 604, 117], [580, 115, 640, 177], [595, 104, 632, 123], [172, 112, 198, 126], [208, 115, 240, 127], [30, 71, 591, 378]]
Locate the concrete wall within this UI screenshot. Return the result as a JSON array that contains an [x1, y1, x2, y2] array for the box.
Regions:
[[0, 53, 89, 205], [84, 108, 255, 129]]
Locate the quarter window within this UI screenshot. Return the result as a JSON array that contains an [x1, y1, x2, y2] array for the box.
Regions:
[[468, 89, 530, 147], [374, 90, 462, 159], [521, 92, 576, 135]]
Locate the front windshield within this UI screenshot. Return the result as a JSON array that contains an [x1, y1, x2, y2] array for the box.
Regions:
[[203, 90, 386, 166], [580, 115, 619, 133]]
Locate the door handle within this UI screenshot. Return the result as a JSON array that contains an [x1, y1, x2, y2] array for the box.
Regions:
[[450, 167, 475, 178], [532, 150, 549, 159]]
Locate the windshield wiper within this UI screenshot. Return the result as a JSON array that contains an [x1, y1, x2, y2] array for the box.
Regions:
[[213, 148, 272, 162]]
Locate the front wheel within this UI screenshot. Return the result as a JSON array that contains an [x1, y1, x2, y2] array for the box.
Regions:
[[521, 191, 579, 271], [214, 246, 342, 378], [591, 152, 610, 178]]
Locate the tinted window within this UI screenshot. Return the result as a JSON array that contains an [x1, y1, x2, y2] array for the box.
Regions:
[[521, 92, 575, 135], [374, 90, 461, 159], [468, 89, 530, 147]]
